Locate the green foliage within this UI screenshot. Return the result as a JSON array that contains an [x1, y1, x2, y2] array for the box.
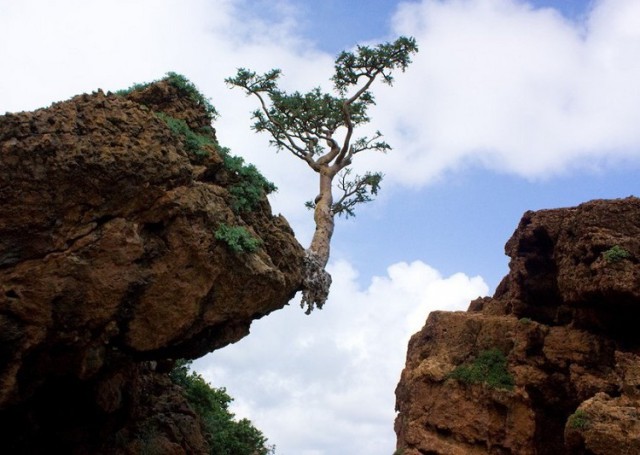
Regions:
[[227, 37, 418, 313], [603, 245, 631, 263], [218, 147, 277, 212], [226, 36, 418, 218], [117, 73, 274, 214], [116, 72, 218, 120], [164, 72, 219, 119], [518, 317, 532, 325], [244, 77, 375, 155], [305, 169, 383, 218], [226, 37, 418, 151], [448, 349, 515, 390], [332, 36, 418, 94], [155, 114, 274, 211], [114, 81, 150, 96], [568, 409, 590, 430], [215, 224, 262, 253], [156, 112, 213, 161], [170, 360, 275, 455]]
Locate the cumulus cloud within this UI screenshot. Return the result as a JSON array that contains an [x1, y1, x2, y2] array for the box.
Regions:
[[0, 0, 334, 243], [359, 0, 640, 185], [4, 0, 638, 239], [2, 2, 637, 452], [0, 0, 321, 112], [194, 259, 488, 454]]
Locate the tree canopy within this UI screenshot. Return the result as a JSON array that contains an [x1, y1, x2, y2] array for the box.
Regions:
[[227, 36, 418, 313]]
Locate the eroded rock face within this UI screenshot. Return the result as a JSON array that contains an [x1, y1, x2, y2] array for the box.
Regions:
[[395, 197, 640, 455], [0, 80, 304, 453]]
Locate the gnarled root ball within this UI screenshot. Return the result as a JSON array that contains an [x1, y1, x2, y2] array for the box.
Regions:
[[301, 250, 332, 314]]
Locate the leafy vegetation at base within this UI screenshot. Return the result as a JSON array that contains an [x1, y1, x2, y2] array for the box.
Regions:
[[568, 409, 590, 430], [215, 224, 262, 253], [170, 360, 275, 455], [448, 349, 515, 390], [603, 245, 631, 263]]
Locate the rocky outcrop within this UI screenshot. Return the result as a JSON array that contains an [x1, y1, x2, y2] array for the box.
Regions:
[[395, 197, 640, 455], [0, 77, 304, 453]]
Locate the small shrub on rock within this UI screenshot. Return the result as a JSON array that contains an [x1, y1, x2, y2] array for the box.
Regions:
[[448, 348, 515, 390], [215, 224, 261, 253], [603, 245, 631, 263], [116, 72, 218, 120], [156, 112, 213, 160], [217, 147, 277, 213], [568, 409, 590, 430]]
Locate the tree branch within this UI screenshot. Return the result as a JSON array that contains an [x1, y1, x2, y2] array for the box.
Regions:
[[227, 36, 418, 312]]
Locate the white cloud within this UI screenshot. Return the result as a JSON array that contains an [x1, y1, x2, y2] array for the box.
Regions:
[[194, 259, 488, 454], [2, 1, 638, 452], [0, 0, 333, 243], [4, 0, 639, 240], [358, 0, 640, 186]]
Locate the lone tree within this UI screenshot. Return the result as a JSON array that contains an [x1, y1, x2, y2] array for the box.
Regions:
[[226, 36, 418, 313]]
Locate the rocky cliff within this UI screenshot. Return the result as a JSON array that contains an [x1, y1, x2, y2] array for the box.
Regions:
[[0, 76, 304, 453], [395, 197, 640, 455]]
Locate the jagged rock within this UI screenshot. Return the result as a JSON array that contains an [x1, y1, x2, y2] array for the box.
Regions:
[[0, 79, 304, 453], [395, 197, 640, 455]]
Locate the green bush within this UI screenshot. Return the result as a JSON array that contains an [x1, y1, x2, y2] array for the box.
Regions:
[[114, 81, 150, 97], [170, 360, 275, 455], [156, 114, 275, 212], [518, 317, 532, 325], [603, 245, 631, 263], [218, 149, 277, 212], [448, 349, 515, 390], [215, 224, 262, 253], [568, 409, 590, 430], [156, 112, 213, 160], [116, 72, 218, 120], [164, 72, 219, 119]]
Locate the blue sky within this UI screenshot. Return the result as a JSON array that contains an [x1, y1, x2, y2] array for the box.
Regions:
[[1, 0, 639, 454]]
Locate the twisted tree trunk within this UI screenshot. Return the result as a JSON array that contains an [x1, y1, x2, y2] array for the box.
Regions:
[[301, 171, 336, 313], [309, 171, 335, 267]]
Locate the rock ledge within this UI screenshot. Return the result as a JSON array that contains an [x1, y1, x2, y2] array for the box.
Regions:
[[0, 78, 304, 453]]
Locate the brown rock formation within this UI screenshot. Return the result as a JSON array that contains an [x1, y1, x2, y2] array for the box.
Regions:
[[0, 78, 304, 453], [395, 197, 640, 455]]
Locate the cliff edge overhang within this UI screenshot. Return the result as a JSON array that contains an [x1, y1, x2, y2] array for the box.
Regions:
[[0, 77, 304, 453]]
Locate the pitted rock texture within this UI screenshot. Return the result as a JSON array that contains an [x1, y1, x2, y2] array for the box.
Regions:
[[0, 79, 304, 453], [395, 197, 640, 455]]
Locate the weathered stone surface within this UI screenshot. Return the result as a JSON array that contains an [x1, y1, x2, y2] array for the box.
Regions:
[[0, 79, 304, 453], [395, 197, 640, 454]]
